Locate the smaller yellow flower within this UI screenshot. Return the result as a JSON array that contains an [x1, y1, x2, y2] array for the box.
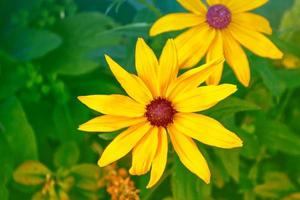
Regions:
[[150, 0, 283, 87], [78, 38, 242, 188]]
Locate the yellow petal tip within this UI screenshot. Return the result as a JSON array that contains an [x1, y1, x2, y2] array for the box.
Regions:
[[97, 158, 106, 167]]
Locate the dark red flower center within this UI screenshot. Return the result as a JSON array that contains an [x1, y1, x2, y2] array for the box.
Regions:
[[145, 98, 176, 127], [206, 4, 231, 29]]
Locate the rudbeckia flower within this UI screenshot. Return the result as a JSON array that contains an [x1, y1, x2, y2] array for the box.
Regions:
[[150, 0, 283, 87], [78, 38, 242, 188]]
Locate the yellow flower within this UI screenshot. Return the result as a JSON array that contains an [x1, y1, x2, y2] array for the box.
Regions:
[[150, 0, 283, 87], [78, 38, 242, 188]]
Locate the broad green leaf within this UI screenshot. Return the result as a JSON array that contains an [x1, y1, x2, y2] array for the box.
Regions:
[[44, 12, 121, 76], [254, 172, 295, 199], [280, 0, 300, 45], [13, 161, 51, 186], [276, 69, 300, 89], [172, 155, 213, 200], [256, 119, 300, 155], [0, 133, 13, 200], [54, 141, 80, 168], [0, 51, 26, 99], [214, 149, 240, 182], [252, 57, 286, 98], [70, 164, 102, 191], [3, 29, 61, 61], [203, 97, 260, 119], [0, 96, 38, 163]]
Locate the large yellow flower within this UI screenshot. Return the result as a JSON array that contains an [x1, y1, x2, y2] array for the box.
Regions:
[[150, 0, 283, 87], [78, 38, 242, 188]]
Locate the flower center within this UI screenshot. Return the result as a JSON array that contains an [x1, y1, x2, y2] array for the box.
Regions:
[[206, 4, 231, 29], [145, 98, 176, 127]]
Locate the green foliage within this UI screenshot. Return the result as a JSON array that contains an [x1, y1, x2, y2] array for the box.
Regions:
[[1, 0, 300, 199]]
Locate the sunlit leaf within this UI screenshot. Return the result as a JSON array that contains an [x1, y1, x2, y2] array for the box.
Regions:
[[254, 172, 295, 199], [13, 161, 51, 186]]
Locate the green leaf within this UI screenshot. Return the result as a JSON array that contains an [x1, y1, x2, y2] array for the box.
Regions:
[[0, 133, 13, 200], [13, 161, 51, 186], [214, 149, 240, 182], [3, 28, 62, 61], [0, 51, 26, 99], [254, 172, 295, 199], [276, 69, 300, 89], [171, 155, 213, 200], [70, 164, 102, 191], [0, 96, 38, 163], [255, 119, 300, 155], [44, 12, 122, 76], [203, 97, 260, 119], [280, 0, 300, 45], [98, 131, 120, 141], [252, 57, 286, 98], [54, 141, 80, 168]]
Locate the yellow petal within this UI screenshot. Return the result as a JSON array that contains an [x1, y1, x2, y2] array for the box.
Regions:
[[98, 123, 151, 167], [135, 38, 159, 96], [78, 95, 145, 117], [232, 12, 272, 35], [173, 113, 243, 148], [150, 13, 205, 36], [173, 84, 237, 112], [176, 0, 207, 15], [78, 115, 146, 132], [130, 127, 159, 176], [105, 55, 153, 104], [222, 30, 250, 87], [206, 0, 224, 5], [175, 24, 216, 68], [167, 57, 224, 100], [158, 39, 178, 96], [229, 24, 283, 59], [206, 31, 224, 85], [147, 128, 168, 188], [229, 0, 268, 13], [168, 125, 210, 183]]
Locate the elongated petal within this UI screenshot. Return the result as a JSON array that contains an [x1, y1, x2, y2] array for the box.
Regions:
[[177, 0, 207, 15], [158, 39, 178, 96], [222, 30, 250, 87], [168, 125, 210, 183], [232, 12, 272, 35], [105, 55, 153, 104], [175, 24, 216, 68], [78, 95, 145, 117], [167, 57, 224, 100], [135, 38, 159, 96], [230, 24, 283, 59], [173, 84, 237, 112], [130, 127, 159, 175], [229, 0, 268, 13], [78, 115, 146, 132], [147, 128, 168, 188], [98, 123, 152, 167], [206, 31, 224, 85], [150, 13, 205, 36], [173, 113, 243, 148]]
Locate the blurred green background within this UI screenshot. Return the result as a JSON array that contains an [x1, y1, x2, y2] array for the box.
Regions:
[[1, 0, 300, 199]]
